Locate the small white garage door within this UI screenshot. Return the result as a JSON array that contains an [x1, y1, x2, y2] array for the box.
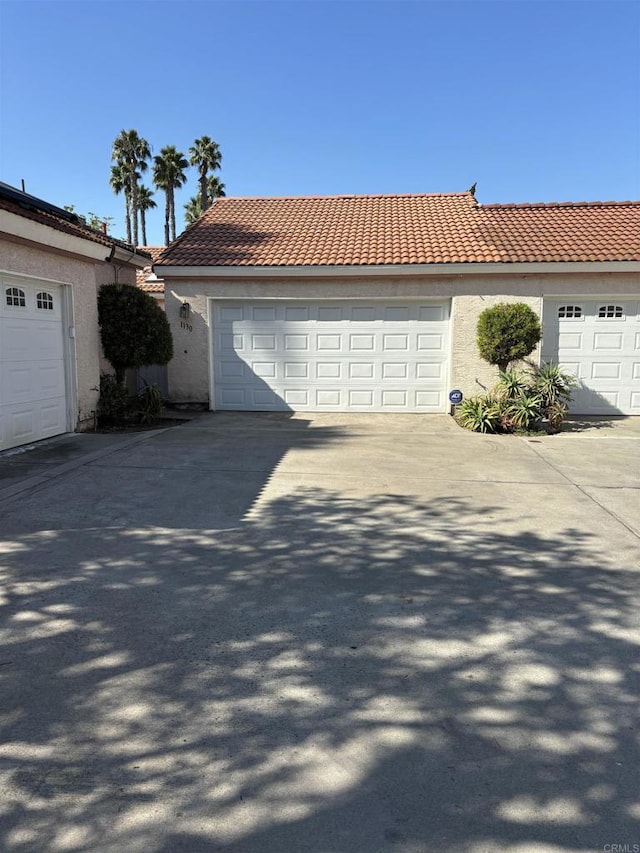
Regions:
[[542, 298, 640, 415], [0, 278, 68, 451], [211, 300, 450, 412]]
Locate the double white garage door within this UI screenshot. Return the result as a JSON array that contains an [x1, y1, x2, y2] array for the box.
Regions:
[[211, 300, 450, 412], [211, 297, 640, 416], [0, 278, 68, 451]]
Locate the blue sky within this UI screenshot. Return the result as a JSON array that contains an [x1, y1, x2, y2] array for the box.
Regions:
[[1, 0, 639, 246]]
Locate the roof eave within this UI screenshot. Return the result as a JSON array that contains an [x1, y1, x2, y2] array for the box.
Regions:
[[1, 209, 149, 267], [156, 260, 640, 278]]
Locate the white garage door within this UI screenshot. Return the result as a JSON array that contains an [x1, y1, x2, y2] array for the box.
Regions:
[[211, 300, 450, 412], [542, 298, 640, 415], [0, 278, 68, 451]]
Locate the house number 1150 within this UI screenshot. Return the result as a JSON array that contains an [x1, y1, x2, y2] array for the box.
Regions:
[[180, 321, 193, 332]]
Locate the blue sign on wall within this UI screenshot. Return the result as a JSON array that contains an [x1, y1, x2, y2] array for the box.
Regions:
[[449, 389, 463, 405]]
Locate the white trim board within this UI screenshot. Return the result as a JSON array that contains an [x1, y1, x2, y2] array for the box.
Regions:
[[159, 261, 640, 278]]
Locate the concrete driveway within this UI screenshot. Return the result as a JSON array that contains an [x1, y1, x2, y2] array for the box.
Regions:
[[0, 413, 638, 853]]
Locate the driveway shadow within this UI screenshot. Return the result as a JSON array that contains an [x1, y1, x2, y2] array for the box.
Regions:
[[0, 482, 638, 852], [562, 417, 618, 433], [0, 414, 354, 530]]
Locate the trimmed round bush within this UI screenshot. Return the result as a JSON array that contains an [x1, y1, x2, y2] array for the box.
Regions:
[[477, 303, 541, 372]]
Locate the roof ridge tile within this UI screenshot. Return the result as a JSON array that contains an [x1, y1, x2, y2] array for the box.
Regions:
[[482, 200, 640, 209], [216, 191, 475, 202]]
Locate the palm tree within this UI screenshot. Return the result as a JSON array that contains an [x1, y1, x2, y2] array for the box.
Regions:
[[207, 176, 226, 199], [137, 185, 157, 246], [153, 146, 189, 244], [111, 129, 151, 246], [189, 136, 222, 212], [109, 163, 132, 245], [184, 177, 225, 227], [184, 195, 204, 227]]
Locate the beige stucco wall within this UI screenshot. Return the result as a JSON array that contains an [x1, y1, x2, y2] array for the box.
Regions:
[[0, 237, 136, 430], [163, 270, 640, 407]]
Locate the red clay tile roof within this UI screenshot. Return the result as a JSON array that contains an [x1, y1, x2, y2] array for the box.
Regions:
[[0, 193, 151, 260], [137, 279, 165, 293], [136, 246, 166, 290], [156, 192, 640, 267], [138, 245, 166, 263]]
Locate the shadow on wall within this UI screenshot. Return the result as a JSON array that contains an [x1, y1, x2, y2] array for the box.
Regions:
[[210, 311, 296, 412], [568, 382, 632, 418], [169, 294, 298, 412], [163, 221, 280, 404], [0, 483, 638, 851]]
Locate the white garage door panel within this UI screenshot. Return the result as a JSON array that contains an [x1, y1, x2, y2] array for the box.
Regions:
[[212, 301, 450, 412], [542, 299, 640, 415], [0, 280, 68, 451], [2, 360, 66, 404]]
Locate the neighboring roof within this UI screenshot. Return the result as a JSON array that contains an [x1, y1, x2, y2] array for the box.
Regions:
[[0, 182, 151, 261], [137, 245, 166, 263], [136, 246, 166, 291], [156, 192, 640, 268]]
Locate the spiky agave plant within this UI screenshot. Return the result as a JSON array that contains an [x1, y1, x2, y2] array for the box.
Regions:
[[456, 396, 503, 433], [507, 390, 543, 431], [529, 361, 578, 432], [530, 361, 578, 410], [494, 369, 531, 402]]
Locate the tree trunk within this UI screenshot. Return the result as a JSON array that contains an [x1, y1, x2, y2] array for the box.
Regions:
[[199, 171, 208, 211], [141, 210, 147, 246], [164, 190, 170, 246], [131, 174, 139, 247], [170, 187, 176, 243], [124, 192, 132, 246]]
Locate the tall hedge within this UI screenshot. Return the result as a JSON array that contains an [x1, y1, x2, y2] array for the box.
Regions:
[[98, 284, 173, 385], [477, 302, 542, 373]]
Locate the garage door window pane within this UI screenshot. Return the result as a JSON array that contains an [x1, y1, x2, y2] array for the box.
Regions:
[[37, 291, 54, 310], [6, 287, 26, 307], [558, 305, 582, 319], [598, 305, 623, 319]]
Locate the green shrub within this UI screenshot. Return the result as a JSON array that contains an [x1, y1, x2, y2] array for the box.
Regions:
[[98, 284, 173, 385], [477, 303, 542, 373], [97, 374, 129, 426], [136, 382, 163, 425]]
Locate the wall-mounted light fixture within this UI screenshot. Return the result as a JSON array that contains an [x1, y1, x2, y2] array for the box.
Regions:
[[179, 302, 191, 320]]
